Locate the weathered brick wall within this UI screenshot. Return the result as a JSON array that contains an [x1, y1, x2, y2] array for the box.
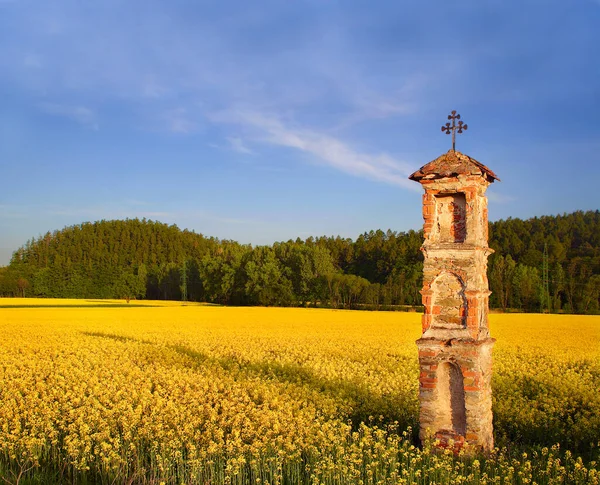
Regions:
[[417, 339, 494, 449]]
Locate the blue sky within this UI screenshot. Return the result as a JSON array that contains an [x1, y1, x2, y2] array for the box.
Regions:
[[1, 0, 599, 265]]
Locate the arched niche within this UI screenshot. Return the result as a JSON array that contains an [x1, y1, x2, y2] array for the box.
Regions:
[[432, 193, 466, 243], [436, 362, 467, 436], [431, 272, 466, 329]]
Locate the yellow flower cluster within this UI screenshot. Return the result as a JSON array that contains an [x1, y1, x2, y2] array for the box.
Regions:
[[0, 299, 598, 484]]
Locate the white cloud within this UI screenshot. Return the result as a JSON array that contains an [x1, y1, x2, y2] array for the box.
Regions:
[[487, 192, 516, 204], [226, 137, 254, 155], [214, 110, 418, 190], [39, 103, 98, 129]]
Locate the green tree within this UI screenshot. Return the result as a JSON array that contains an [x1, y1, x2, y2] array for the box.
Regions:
[[580, 274, 600, 314], [490, 255, 516, 311], [276, 243, 337, 306], [244, 247, 294, 306], [511, 264, 541, 312]]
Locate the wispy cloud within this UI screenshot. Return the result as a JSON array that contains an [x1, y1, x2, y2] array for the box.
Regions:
[[141, 80, 169, 99], [163, 108, 197, 134], [487, 192, 516, 204], [40, 103, 98, 129], [226, 137, 254, 155], [214, 110, 418, 190]]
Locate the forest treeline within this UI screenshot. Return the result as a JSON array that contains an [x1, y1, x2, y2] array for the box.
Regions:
[[1, 211, 599, 313]]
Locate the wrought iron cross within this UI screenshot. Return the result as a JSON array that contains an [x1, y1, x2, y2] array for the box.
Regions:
[[441, 110, 467, 151]]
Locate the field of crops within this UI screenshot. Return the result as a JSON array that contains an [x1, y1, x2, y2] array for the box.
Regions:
[[0, 299, 598, 484]]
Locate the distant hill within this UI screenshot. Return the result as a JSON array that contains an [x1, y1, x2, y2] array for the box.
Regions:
[[1, 211, 599, 313]]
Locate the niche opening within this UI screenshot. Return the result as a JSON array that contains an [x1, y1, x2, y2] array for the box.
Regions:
[[433, 193, 466, 243], [436, 362, 467, 436]]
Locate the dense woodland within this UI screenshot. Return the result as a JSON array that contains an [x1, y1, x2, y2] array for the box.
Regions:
[[1, 211, 599, 313]]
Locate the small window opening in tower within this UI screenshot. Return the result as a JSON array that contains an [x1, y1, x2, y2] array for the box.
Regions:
[[434, 193, 466, 243]]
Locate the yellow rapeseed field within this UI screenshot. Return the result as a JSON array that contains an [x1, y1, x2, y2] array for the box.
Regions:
[[0, 298, 598, 484]]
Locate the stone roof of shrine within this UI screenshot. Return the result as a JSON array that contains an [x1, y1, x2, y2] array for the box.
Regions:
[[409, 149, 500, 183]]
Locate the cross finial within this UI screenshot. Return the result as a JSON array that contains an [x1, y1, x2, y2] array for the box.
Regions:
[[441, 110, 468, 151]]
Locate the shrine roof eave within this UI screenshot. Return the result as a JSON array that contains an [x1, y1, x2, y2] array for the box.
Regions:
[[409, 149, 500, 183]]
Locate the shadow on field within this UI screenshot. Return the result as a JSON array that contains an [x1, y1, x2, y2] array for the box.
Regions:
[[81, 331, 419, 440], [168, 343, 419, 440], [81, 331, 140, 343], [493, 364, 600, 459], [80, 332, 600, 459]]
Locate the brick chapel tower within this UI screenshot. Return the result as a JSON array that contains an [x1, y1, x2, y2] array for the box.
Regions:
[[408, 112, 499, 450]]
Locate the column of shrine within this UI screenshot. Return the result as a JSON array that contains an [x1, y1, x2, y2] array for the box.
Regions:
[[408, 111, 500, 450]]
